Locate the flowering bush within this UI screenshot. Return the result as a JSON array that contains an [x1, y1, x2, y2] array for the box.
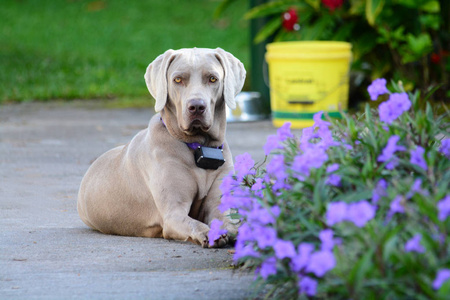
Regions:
[[210, 79, 449, 298], [238, 0, 449, 98]]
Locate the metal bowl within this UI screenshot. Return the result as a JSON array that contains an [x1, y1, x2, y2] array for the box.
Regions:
[[226, 92, 269, 122]]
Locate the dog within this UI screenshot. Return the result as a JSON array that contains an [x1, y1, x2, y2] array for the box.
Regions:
[[77, 48, 246, 248]]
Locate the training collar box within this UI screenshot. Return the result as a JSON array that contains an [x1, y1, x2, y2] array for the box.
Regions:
[[194, 146, 225, 170]]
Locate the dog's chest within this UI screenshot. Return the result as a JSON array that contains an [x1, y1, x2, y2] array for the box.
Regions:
[[193, 168, 220, 199]]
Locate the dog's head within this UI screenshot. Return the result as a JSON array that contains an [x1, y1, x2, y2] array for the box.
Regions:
[[144, 48, 246, 138]]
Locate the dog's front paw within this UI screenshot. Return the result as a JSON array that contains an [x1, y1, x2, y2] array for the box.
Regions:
[[202, 234, 228, 248]]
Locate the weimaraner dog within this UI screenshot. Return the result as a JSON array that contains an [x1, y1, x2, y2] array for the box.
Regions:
[[77, 48, 245, 248]]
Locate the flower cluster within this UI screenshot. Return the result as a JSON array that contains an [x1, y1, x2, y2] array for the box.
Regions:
[[281, 8, 299, 32], [321, 0, 345, 11], [326, 200, 376, 227], [214, 79, 450, 298]]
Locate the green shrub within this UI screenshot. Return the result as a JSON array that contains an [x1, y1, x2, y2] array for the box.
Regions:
[[212, 79, 450, 299], [240, 0, 449, 98]]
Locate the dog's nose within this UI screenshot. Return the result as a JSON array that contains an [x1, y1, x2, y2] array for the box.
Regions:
[[187, 99, 206, 115]]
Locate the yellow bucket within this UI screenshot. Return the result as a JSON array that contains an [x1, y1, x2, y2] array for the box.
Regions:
[[265, 41, 352, 128]]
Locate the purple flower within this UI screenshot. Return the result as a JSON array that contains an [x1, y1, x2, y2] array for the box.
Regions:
[[219, 173, 252, 212], [433, 269, 450, 290], [258, 257, 277, 279], [263, 122, 294, 155], [234, 241, 260, 261], [271, 205, 281, 217], [326, 202, 348, 226], [378, 135, 405, 169], [327, 201, 376, 227], [326, 164, 341, 186], [291, 243, 314, 272], [411, 178, 422, 192], [208, 219, 227, 246], [306, 250, 336, 277], [439, 138, 450, 158], [274, 239, 297, 259], [326, 163, 339, 173], [299, 126, 318, 152], [236, 223, 254, 243], [298, 276, 318, 296], [346, 200, 377, 227], [372, 179, 388, 204], [251, 178, 264, 191], [266, 155, 287, 179], [219, 185, 252, 212], [300, 112, 337, 151], [326, 174, 341, 186], [391, 195, 405, 213], [406, 178, 428, 199], [277, 122, 294, 141], [292, 146, 328, 179], [390, 92, 411, 111], [410, 146, 427, 171], [234, 152, 255, 181], [404, 234, 425, 253], [251, 178, 264, 197], [254, 226, 277, 249], [313, 111, 331, 128], [306, 147, 329, 169], [248, 206, 276, 225], [319, 229, 334, 251], [437, 194, 450, 221], [368, 78, 389, 100], [264, 135, 282, 155], [387, 195, 405, 220], [220, 173, 236, 195], [379, 93, 411, 124]]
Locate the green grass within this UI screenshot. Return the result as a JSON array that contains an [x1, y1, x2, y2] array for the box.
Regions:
[[0, 0, 249, 104]]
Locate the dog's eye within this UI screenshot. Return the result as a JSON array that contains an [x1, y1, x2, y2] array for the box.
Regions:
[[209, 76, 217, 83], [174, 77, 182, 84]]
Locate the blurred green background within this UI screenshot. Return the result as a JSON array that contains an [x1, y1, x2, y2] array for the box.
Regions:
[[0, 0, 249, 104]]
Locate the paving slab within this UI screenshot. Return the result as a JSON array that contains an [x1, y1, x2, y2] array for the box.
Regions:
[[0, 101, 281, 299]]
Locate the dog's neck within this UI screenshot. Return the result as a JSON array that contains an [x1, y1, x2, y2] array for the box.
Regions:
[[160, 102, 226, 149]]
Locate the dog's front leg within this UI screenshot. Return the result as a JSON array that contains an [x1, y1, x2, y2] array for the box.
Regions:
[[203, 179, 239, 241], [151, 182, 210, 247], [163, 213, 211, 247]]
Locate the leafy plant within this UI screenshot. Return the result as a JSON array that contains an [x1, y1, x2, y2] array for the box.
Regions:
[[210, 79, 450, 299], [220, 0, 449, 100]]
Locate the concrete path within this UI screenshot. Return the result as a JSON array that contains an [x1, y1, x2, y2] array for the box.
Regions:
[[0, 102, 279, 299]]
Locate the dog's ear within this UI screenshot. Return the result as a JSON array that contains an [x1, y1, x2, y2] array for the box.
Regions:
[[144, 49, 176, 112], [214, 48, 246, 110]]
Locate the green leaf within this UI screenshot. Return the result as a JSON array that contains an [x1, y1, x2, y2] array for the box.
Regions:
[[333, 22, 356, 41], [365, 0, 385, 26], [305, 0, 321, 10], [244, 0, 295, 20], [406, 33, 433, 56], [419, 14, 441, 30], [301, 14, 335, 40], [253, 17, 282, 44], [383, 228, 401, 261], [420, 0, 440, 13], [347, 249, 375, 292], [338, 189, 373, 203], [349, 0, 366, 15], [438, 278, 450, 298]]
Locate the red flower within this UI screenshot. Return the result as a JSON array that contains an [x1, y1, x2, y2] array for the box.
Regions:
[[431, 53, 441, 64], [322, 0, 344, 11], [431, 51, 449, 64], [282, 8, 299, 31]]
